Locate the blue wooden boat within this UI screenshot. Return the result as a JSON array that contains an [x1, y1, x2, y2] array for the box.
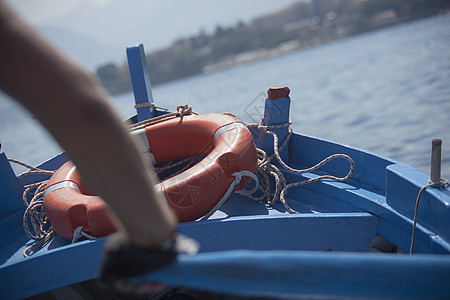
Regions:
[[1, 44, 449, 299]]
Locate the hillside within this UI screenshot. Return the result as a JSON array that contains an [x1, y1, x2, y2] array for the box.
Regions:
[[96, 0, 450, 95]]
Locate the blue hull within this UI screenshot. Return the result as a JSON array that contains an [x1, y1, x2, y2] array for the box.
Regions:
[[1, 44, 449, 299], [2, 127, 450, 299]]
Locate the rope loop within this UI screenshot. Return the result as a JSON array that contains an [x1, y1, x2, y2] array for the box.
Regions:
[[201, 171, 259, 220], [410, 178, 448, 254], [199, 117, 355, 217], [235, 171, 259, 196], [245, 119, 355, 214], [72, 226, 97, 243]]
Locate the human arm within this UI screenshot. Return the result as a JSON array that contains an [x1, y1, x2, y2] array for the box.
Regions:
[[0, 1, 177, 248]]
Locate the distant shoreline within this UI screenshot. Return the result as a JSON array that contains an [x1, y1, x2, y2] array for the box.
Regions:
[[97, 1, 450, 96]]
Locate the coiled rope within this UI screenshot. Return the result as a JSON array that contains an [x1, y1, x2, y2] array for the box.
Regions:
[[7, 158, 56, 257], [239, 119, 355, 214], [10, 106, 354, 252], [7, 105, 198, 256], [4, 105, 198, 257], [8, 159, 98, 256]]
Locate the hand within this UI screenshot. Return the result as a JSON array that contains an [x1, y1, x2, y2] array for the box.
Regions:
[[99, 232, 199, 295]]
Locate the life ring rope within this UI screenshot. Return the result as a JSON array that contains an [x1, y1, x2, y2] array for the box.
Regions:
[[128, 104, 197, 130], [200, 170, 259, 220], [72, 226, 96, 243]]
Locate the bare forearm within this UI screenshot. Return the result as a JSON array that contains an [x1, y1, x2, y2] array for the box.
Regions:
[[0, 2, 177, 246]]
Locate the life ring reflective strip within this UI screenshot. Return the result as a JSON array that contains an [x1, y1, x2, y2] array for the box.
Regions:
[[43, 181, 81, 196], [43, 113, 257, 240]]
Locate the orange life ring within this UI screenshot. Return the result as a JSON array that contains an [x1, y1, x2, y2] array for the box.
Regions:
[[43, 113, 257, 240]]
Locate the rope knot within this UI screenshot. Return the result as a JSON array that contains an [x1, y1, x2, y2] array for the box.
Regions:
[[72, 226, 97, 243], [7, 158, 58, 256], [176, 104, 193, 118]]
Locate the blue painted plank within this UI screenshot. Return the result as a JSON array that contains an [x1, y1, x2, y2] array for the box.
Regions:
[[0, 212, 377, 298], [289, 133, 395, 195], [136, 250, 450, 299], [126, 43, 155, 121], [256, 97, 291, 161], [3, 241, 450, 299], [386, 163, 450, 244], [0, 152, 24, 219], [286, 162, 450, 254], [0, 238, 104, 299], [183, 212, 378, 252]]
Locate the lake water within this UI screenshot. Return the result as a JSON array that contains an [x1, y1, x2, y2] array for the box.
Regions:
[[1, 15, 449, 179]]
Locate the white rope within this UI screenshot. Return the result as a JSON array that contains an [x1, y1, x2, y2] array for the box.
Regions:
[[176, 104, 193, 117], [72, 226, 97, 243], [201, 171, 259, 220], [11, 159, 96, 254], [128, 104, 198, 130], [8, 158, 57, 256], [23, 231, 57, 257], [246, 119, 355, 214], [409, 178, 448, 255], [21, 181, 55, 241]]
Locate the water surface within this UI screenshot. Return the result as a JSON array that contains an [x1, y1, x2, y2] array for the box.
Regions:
[[1, 15, 449, 178]]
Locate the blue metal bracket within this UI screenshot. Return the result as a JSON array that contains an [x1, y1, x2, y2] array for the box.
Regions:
[[126, 43, 155, 121]]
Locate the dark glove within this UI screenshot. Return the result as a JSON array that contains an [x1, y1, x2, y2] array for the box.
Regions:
[[99, 232, 199, 294]]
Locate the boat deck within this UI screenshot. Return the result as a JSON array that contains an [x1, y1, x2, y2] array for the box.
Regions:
[[1, 129, 450, 299]]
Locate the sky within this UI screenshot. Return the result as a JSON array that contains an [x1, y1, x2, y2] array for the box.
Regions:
[[5, 0, 301, 70], [6, 0, 111, 24]]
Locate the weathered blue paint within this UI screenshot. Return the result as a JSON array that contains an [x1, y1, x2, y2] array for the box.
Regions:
[[0, 212, 377, 298], [180, 212, 378, 252], [136, 250, 450, 299], [126, 43, 155, 121], [386, 163, 450, 243], [0, 152, 24, 219], [1, 103, 450, 297], [1, 43, 450, 298], [0, 238, 104, 299], [256, 96, 291, 161], [288, 133, 395, 194], [3, 239, 450, 299]]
